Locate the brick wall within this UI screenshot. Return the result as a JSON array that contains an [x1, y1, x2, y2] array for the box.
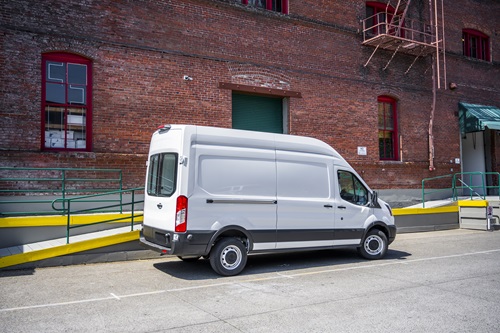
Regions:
[[1, 0, 499, 193]]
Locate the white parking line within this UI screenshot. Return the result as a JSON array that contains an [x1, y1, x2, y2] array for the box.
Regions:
[[1, 248, 499, 313]]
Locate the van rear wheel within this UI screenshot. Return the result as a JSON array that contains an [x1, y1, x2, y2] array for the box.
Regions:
[[210, 238, 247, 276], [358, 229, 388, 260]]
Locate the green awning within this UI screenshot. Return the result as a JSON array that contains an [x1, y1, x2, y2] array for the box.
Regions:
[[459, 102, 500, 134]]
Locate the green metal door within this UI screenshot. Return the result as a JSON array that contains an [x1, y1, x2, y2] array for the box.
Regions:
[[232, 93, 283, 133]]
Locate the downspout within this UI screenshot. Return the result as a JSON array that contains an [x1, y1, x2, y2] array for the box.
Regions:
[[428, 0, 436, 171]]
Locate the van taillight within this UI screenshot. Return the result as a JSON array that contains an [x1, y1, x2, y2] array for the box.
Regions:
[[175, 195, 188, 232]]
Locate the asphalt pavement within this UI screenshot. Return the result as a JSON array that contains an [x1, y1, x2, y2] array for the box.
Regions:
[[1, 229, 499, 332]]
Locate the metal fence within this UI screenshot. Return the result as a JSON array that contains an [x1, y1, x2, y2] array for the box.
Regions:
[[51, 188, 144, 244], [422, 172, 500, 207], [0, 167, 123, 216]]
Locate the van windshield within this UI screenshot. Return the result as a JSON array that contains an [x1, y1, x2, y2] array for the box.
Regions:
[[147, 153, 178, 197]]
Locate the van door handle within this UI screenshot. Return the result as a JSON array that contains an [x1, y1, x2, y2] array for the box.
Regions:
[[324, 204, 333, 208], [338, 206, 347, 209]]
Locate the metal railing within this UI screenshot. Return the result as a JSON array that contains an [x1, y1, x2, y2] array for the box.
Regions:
[[362, 12, 435, 45], [51, 188, 144, 244], [0, 167, 123, 216], [422, 172, 500, 207]]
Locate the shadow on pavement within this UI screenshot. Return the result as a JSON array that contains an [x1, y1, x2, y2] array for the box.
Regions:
[[153, 248, 412, 280]]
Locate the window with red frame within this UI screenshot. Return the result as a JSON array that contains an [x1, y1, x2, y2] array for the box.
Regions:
[[365, 1, 405, 37], [463, 29, 490, 61], [378, 96, 398, 160], [242, 0, 288, 14], [42, 53, 92, 151]]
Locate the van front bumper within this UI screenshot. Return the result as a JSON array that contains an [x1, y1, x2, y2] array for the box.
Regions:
[[387, 225, 397, 244]]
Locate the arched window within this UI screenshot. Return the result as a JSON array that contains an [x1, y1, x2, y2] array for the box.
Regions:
[[42, 52, 92, 151], [378, 96, 398, 160], [463, 29, 490, 61]]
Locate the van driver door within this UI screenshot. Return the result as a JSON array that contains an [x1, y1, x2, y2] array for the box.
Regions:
[[334, 169, 373, 246]]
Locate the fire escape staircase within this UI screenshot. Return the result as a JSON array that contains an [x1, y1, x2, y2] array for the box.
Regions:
[[362, 0, 445, 83]]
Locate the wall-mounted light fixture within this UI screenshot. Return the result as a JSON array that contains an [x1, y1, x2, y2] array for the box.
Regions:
[[183, 75, 193, 81]]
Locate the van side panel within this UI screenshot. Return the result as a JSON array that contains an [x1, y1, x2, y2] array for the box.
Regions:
[[187, 143, 278, 251], [275, 150, 335, 249]]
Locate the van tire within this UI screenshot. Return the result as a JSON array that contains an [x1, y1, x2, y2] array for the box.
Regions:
[[210, 238, 247, 276], [358, 229, 388, 260]]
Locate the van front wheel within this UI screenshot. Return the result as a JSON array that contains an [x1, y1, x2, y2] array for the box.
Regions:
[[210, 238, 247, 276], [358, 229, 388, 260]]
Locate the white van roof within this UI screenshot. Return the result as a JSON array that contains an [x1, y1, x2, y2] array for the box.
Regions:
[[155, 125, 350, 167]]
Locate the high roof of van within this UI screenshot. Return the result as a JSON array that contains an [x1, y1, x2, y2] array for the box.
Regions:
[[157, 125, 350, 167]]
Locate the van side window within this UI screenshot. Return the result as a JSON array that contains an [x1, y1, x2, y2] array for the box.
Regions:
[[338, 170, 368, 206], [147, 153, 178, 197]]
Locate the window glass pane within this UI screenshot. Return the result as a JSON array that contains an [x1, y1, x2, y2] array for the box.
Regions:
[[68, 107, 87, 149], [353, 177, 368, 205], [470, 36, 478, 58], [338, 171, 355, 202], [147, 153, 177, 197], [68, 85, 86, 105], [378, 102, 394, 130], [46, 83, 66, 104], [248, 0, 265, 8], [68, 64, 87, 84], [147, 154, 160, 195], [46, 62, 65, 83], [378, 104, 385, 128], [338, 171, 367, 205], [385, 105, 394, 130], [272, 0, 282, 12], [44, 106, 65, 148], [379, 132, 394, 159], [160, 154, 177, 196]]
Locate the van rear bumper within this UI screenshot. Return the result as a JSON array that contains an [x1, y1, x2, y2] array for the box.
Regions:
[[140, 226, 212, 256]]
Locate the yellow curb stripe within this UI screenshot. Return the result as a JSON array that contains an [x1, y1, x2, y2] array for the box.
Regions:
[[393, 205, 458, 216], [457, 200, 489, 207], [0, 230, 140, 269], [0, 213, 143, 228]]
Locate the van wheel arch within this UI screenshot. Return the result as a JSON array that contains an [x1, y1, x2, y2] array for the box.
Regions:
[[362, 222, 390, 243], [205, 226, 253, 255]]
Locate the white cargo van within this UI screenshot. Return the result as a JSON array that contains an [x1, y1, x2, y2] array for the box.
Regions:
[[140, 125, 396, 276]]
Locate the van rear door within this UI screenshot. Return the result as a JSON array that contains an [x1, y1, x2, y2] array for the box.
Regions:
[[143, 127, 186, 233]]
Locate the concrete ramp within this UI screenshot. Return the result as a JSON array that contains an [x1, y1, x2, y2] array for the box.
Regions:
[[0, 213, 152, 270]]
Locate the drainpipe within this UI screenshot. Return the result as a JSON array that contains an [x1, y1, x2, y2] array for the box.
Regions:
[[428, 0, 436, 171]]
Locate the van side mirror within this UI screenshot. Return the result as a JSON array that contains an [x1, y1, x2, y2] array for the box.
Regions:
[[370, 191, 380, 208]]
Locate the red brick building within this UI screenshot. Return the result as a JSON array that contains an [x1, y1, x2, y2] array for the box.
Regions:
[[1, 0, 499, 204]]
